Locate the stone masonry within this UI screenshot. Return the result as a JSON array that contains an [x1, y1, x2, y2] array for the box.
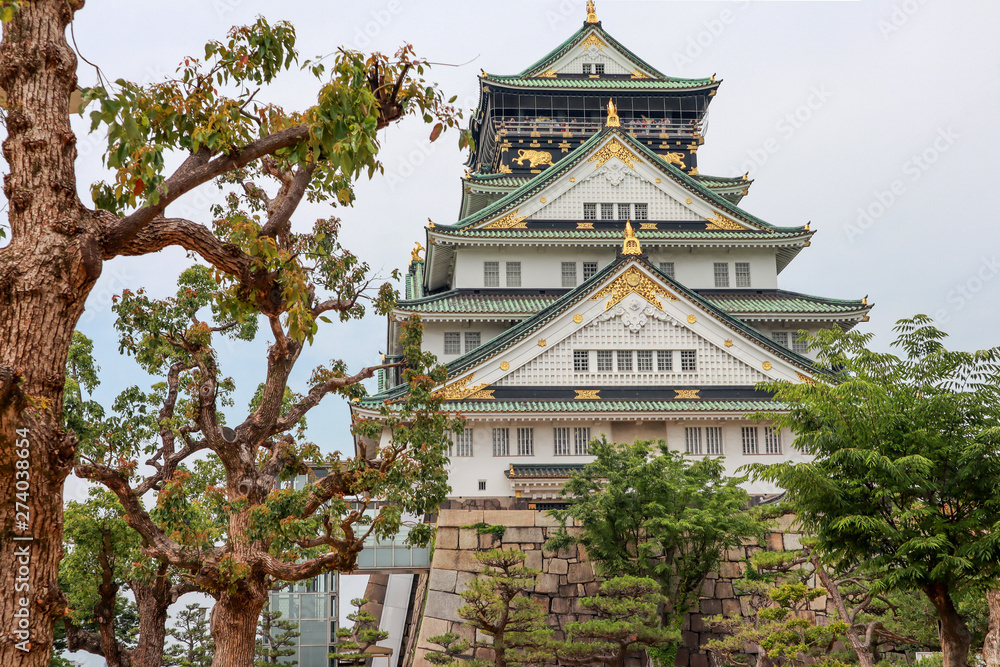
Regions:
[[411, 508, 828, 667]]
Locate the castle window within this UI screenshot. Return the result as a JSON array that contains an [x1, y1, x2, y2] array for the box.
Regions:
[[735, 262, 751, 287], [594, 63, 605, 75], [742, 427, 759, 455], [706, 427, 724, 455], [492, 428, 510, 456], [634, 203, 648, 220], [506, 261, 521, 287], [562, 262, 577, 287], [617, 203, 630, 220], [554, 428, 570, 456], [484, 261, 500, 287], [597, 350, 613, 372], [444, 332, 461, 355], [574, 350, 589, 372], [713, 262, 729, 288], [792, 337, 808, 355], [771, 332, 789, 347], [685, 427, 702, 455], [681, 350, 697, 371], [582, 63, 592, 74], [584, 203, 597, 220], [464, 332, 481, 353], [574, 427, 591, 455], [637, 350, 653, 372], [657, 350, 673, 371], [478, 480, 487, 491], [454, 428, 474, 457], [617, 350, 633, 372], [583, 262, 598, 280], [764, 427, 782, 454], [601, 203, 615, 220], [658, 261, 675, 278], [516, 428, 534, 456]]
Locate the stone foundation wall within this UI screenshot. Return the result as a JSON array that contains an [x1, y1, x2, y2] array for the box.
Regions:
[[412, 508, 818, 667]]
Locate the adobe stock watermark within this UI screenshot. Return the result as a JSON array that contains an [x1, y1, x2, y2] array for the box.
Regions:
[[730, 85, 834, 179], [932, 254, 1000, 325], [351, 1, 406, 50], [877, 0, 930, 40], [843, 126, 958, 244], [12, 427, 33, 652], [672, 1, 751, 72]]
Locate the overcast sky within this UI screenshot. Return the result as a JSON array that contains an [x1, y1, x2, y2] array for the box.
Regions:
[[6, 0, 999, 660]]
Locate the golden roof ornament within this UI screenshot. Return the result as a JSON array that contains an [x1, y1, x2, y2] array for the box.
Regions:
[[410, 242, 425, 263], [606, 98, 620, 128], [586, 0, 598, 23], [622, 220, 642, 255]]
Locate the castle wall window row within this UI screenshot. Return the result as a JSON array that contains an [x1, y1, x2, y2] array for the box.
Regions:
[[576, 349, 690, 373], [583, 202, 649, 220], [444, 332, 482, 355], [483, 261, 522, 287]]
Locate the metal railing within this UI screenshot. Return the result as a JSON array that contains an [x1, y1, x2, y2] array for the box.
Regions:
[[489, 117, 702, 140]]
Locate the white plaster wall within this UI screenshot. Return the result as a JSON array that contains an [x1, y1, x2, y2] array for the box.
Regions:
[[561, 49, 631, 75], [422, 321, 511, 360], [451, 246, 779, 290], [534, 170, 701, 221]]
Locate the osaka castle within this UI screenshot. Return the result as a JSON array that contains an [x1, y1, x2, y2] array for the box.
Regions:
[[350, 2, 871, 505]]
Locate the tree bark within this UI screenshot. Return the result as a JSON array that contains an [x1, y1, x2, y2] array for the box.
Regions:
[[984, 590, 1000, 667], [209, 581, 267, 667], [923, 583, 972, 667], [0, 1, 96, 665]]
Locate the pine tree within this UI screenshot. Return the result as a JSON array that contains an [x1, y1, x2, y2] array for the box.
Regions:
[[330, 598, 389, 665], [164, 604, 215, 667], [255, 610, 300, 666]]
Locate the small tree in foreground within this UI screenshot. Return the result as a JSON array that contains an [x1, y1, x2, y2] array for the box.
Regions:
[[747, 317, 1000, 667], [164, 604, 214, 667], [330, 598, 389, 665], [548, 437, 773, 630], [255, 610, 299, 666]]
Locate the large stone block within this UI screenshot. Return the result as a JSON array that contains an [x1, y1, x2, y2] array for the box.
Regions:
[[436, 527, 459, 550], [535, 573, 560, 594], [568, 561, 595, 583], [456, 571, 478, 594], [691, 614, 709, 632], [416, 616, 451, 650], [725, 547, 745, 561], [722, 598, 741, 616], [551, 597, 572, 614], [478, 533, 500, 549], [524, 549, 543, 571], [424, 590, 466, 623], [675, 648, 690, 667], [682, 631, 700, 649], [715, 582, 735, 599], [766, 532, 784, 551], [548, 558, 569, 575], [785, 533, 804, 550], [719, 561, 743, 578], [459, 528, 479, 550], [503, 526, 544, 543], [484, 509, 535, 527], [456, 549, 483, 572], [700, 599, 722, 616], [690, 652, 710, 667], [584, 581, 601, 596], [775, 513, 799, 532], [534, 511, 562, 528], [431, 549, 459, 570], [700, 579, 715, 597], [428, 568, 458, 593], [438, 509, 483, 527]]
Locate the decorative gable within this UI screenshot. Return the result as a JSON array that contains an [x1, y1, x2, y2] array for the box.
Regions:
[[534, 28, 657, 78]]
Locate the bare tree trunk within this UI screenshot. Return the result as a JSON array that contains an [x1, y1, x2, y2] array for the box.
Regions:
[[210, 585, 267, 667], [924, 583, 972, 667], [984, 590, 1000, 667], [130, 567, 179, 667], [813, 557, 875, 667], [0, 1, 96, 665]]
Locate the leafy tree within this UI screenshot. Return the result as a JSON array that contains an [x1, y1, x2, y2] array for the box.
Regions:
[[164, 604, 214, 667], [254, 610, 299, 667], [548, 437, 772, 630], [427, 549, 552, 667], [0, 3, 467, 665], [553, 576, 678, 667], [747, 317, 1000, 667], [330, 597, 389, 665]]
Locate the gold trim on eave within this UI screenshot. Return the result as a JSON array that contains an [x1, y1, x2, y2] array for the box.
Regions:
[[587, 137, 640, 169], [622, 221, 642, 255], [434, 373, 489, 401], [575, 389, 600, 400], [704, 213, 744, 231], [591, 266, 676, 311], [674, 389, 700, 400], [483, 208, 528, 229]]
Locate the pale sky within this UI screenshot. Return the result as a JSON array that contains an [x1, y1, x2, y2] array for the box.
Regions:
[[5, 1, 999, 662]]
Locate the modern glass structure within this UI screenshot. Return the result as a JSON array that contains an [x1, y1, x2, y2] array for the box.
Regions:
[[269, 572, 339, 667]]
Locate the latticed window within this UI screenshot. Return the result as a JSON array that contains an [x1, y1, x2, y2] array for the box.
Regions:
[[657, 350, 673, 371], [583, 203, 597, 220], [478, 480, 487, 491], [742, 427, 759, 455], [506, 261, 521, 287], [685, 427, 702, 455], [583, 262, 598, 280], [573, 350, 589, 372], [713, 262, 729, 288], [516, 428, 534, 456], [574, 427, 591, 455], [594, 63, 605, 74], [562, 262, 577, 287], [553, 428, 570, 456], [484, 261, 500, 287], [465, 332, 481, 353], [681, 350, 697, 371], [735, 262, 751, 287], [617, 203, 630, 220], [637, 350, 653, 372], [444, 332, 461, 355], [706, 427, 724, 455], [792, 337, 808, 355], [492, 428, 510, 456], [764, 427, 782, 454], [659, 262, 675, 278], [597, 350, 613, 372], [771, 332, 789, 347], [634, 203, 648, 220], [582, 63, 592, 74], [454, 428, 474, 457], [601, 203, 615, 220], [617, 350, 632, 372]]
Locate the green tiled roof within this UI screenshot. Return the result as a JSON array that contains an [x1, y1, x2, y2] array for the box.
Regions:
[[692, 174, 751, 188], [467, 173, 531, 188], [431, 228, 808, 241], [437, 128, 807, 237], [484, 76, 715, 90], [364, 398, 787, 413], [394, 289, 868, 316], [507, 464, 585, 479], [404, 260, 425, 300]]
